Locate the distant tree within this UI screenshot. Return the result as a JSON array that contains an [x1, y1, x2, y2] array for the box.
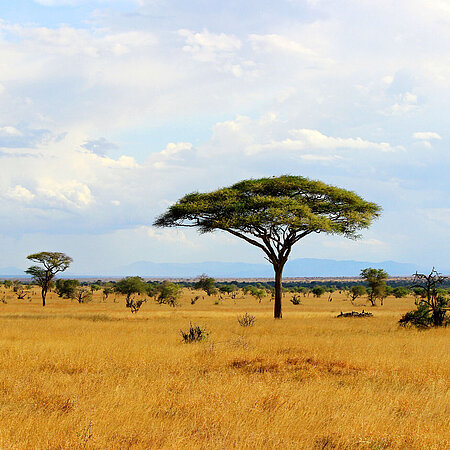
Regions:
[[248, 286, 266, 303], [102, 285, 114, 301], [312, 286, 326, 298], [156, 281, 181, 307], [400, 269, 449, 328], [75, 287, 93, 304], [154, 175, 381, 319], [3, 280, 12, 289], [114, 276, 147, 308], [55, 279, 80, 299], [219, 285, 234, 296], [25, 252, 72, 306], [194, 274, 217, 296], [12, 280, 28, 300], [392, 286, 409, 298], [360, 268, 388, 306], [90, 284, 101, 293], [349, 285, 367, 304]]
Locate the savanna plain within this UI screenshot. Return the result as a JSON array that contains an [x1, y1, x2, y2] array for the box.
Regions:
[[0, 287, 448, 449]]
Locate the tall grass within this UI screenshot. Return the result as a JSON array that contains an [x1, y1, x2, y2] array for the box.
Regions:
[[0, 288, 448, 448]]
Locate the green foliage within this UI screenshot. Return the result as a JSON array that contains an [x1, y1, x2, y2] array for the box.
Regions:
[[75, 287, 93, 304], [392, 286, 409, 298], [290, 295, 301, 305], [154, 175, 381, 319], [115, 276, 147, 307], [3, 280, 12, 289], [349, 285, 367, 303], [25, 251, 72, 306], [194, 274, 217, 296], [102, 285, 114, 300], [243, 285, 266, 302], [156, 281, 181, 307], [55, 279, 80, 299], [154, 175, 381, 239], [361, 268, 388, 306], [180, 323, 208, 343], [312, 286, 326, 297], [219, 284, 239, 297], [146, 283, 159, 298], [401, 269, 449, 328]]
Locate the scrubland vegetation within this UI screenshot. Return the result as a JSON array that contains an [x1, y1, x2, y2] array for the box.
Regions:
[[0, 282, 448, 449]]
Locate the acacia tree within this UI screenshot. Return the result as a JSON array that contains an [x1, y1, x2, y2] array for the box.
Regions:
[[194, 274, 217, 296], [154, 176, 380, 319], [360, 268, 388, 306], [25, 252, 72, 306], [114, 276, 147, 308]]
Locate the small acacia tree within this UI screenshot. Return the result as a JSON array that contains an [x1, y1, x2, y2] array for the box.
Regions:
[[194, 274, 217, 296], [361, 268, 388, 306], [154, 175, 380, 318], [114, 276, 147, 309], [349, 285, 367, 304], [25, 252, 72, 306]]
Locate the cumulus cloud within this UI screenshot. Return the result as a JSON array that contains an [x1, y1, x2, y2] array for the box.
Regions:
[[5, 185, 35, 203], [0, 0, 449, 270], [37, 179, 93, 209]]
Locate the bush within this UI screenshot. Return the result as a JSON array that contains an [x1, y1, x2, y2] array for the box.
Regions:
[[401, 269, 449, 328], [237, 312, 256, 327], [399, 295, 448, 329], [180, 323, 208, 343], [290, 295, 301, 305], [127, 298, 146, 313]]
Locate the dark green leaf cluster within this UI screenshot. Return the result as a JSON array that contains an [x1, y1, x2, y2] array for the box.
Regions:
[[154, 175, 381, 240]]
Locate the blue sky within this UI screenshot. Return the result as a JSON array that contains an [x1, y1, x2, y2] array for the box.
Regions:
[[0, 0, 449, 274]]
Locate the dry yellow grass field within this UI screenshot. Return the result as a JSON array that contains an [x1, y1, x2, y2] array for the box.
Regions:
[[0, 286, 448, 449]]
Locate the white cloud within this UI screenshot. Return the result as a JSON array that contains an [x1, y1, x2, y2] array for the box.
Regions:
[[0, 126, 22, 136], [179, 29, 241, 62], [413, 131, 442, 140], [386, 92, 418, 115], [249, 33, 317, 57], [37, 179, 93, 209], [5, 185, 35, 202]]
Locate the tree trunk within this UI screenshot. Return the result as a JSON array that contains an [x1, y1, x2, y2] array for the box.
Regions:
[[274, 263, 284, 319], [42, 288, 47, 307]]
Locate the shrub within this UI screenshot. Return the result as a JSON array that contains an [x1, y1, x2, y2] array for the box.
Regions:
[[237, 312, 256, 327], [399, 295, 448, 328], [290, 295, 301, 305], [127, 298, 146, 313], [180, 323, 208, 343], [400, 269, 449, 328]]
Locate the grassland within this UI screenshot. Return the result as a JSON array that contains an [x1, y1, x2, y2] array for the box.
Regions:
[[0, 287, 448, 449]]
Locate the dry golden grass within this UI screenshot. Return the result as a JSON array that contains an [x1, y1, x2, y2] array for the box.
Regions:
[[0, 287, 448, 449]]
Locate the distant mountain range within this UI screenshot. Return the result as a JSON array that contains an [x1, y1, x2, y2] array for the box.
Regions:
[[0, 267, 25, 276], [2, 259, 446, 279], [114, 258, 436, 278]]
